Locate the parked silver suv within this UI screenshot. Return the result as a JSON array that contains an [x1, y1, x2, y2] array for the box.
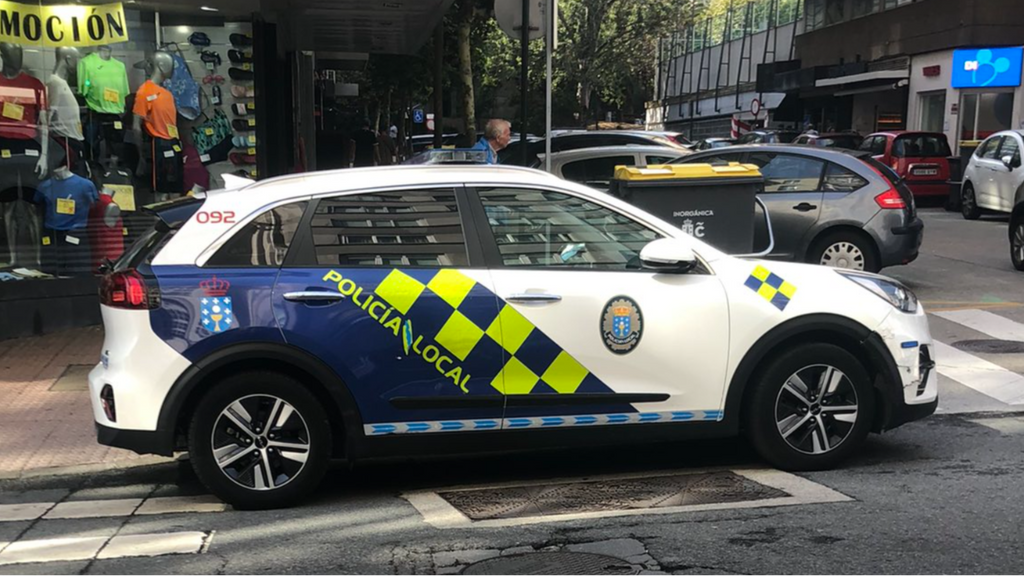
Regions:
[[673, 145, 923, 272]]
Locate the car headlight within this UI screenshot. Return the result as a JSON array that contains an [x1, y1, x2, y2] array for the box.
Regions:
[[837, 270, 918, 313]]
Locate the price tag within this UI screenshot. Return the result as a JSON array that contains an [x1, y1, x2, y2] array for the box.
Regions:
[[123, 227, 129, 236], [246, 102, 254, 110], [1, 102, 24, 121], [247, 147, 256, 155], [167, 124, 179, 139], [65, 235, 80, 245], [247, 119, 255, 127], [146, 94, 157, 102], [1, 150, 11, 159], [204, 127, 214, 136], [25, 149, 39, 157], [172, 144, 182, 153], [163, 150, 175, 158], [206, 62, 215, 71], [56, 198, 76, 215], [247, 135, 256, 145], [242, 63, 251, 71], [200, 154, 211, 162], [113, 121, 123, 130], [103, 87, 119, 103], [42, 236, 51, 246]]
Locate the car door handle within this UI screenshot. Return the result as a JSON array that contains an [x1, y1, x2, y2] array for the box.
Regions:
[[793, 202, 817, 212], [283, 291, 345, 303], [506, 293, 562, 304]]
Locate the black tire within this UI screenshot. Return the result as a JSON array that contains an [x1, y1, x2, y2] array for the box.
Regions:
[[1011, 214, 1024, 271], [744, 343, 875, 471], [808, 230, 880, 273], [961, 183, 981, 220], [188, 371, 332, 509]]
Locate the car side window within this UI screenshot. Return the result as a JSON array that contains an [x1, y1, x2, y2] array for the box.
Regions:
[[560, 155, 636, 185], [871, 136, 887, 155], [680, 152, 742, 165], [645, 155, 676, 165], [998, 136, 1020, 162], [793, 136, 808, 144], [857, 137, 875, 152], [746, 152, 825, 193], [477, 188, 662, 270], [310, 189, 469, 267], [822, 163, 868, 193], [979, 137, 1003, 159], [206, 201, 308, 267]]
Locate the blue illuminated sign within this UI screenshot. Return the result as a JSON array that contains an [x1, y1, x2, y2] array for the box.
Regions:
[[951, 47, 1023, 88]]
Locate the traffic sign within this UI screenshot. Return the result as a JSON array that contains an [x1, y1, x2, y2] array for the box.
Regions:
[[413, 109, 425, 124], [750, 98, 762, 118]]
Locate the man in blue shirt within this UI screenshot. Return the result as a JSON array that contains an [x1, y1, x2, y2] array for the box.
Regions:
[[469, 119, 511, 164]]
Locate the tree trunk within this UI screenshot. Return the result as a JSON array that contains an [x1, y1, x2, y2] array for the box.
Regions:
[[458, 0, 477, 145], [384, 88, 392, 130], [433, 23, 444, 149]]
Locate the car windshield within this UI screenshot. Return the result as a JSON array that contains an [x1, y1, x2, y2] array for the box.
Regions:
[[893, 134, 951, 157]]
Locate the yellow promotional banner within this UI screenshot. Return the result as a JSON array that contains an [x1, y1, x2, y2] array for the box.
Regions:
[[0, 2, 128, 48]]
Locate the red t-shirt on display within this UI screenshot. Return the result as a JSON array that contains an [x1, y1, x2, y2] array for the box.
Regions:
[[0, 72, 47, 140]]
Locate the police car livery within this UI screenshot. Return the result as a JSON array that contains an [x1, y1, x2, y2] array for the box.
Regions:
[[89, 165, 937, 509]]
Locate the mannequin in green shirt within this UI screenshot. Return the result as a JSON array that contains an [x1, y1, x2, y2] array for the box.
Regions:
[[78, 46, 130, 115]]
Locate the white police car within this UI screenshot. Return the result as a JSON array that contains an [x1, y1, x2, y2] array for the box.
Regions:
[[90, 165, 937, 509]]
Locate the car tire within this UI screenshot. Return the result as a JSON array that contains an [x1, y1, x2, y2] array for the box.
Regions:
[[961, 183, 981, 220], [188, 371, 332, 509], [1011, 215, 1024, 271], [744, 343, 875, 471], [808, 231, 880, 273]]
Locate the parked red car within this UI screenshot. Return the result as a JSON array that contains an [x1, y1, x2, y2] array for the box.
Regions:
[[859, 131, 953, 198]]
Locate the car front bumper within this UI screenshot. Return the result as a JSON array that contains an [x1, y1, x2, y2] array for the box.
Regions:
[[870, 306, 938, 431], [869, 212, 923, 268]]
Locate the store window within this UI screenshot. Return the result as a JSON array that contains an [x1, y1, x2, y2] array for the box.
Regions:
[[0, 1, 256, 288], [960, 92, 1014, 141], [919, 92, 945, 134]]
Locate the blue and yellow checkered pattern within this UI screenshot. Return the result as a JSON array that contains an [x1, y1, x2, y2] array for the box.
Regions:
[[744, 265, 797, 311], [374, 269, 609, 396]]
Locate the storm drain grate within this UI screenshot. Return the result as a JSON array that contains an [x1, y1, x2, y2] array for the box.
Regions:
[[49, 364, 93, 391], [462, 552, 634, 575], [437, 471, 788, 521], [952, 339, 1024, 354]]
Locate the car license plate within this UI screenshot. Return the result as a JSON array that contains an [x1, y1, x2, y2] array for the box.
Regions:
[[913, 168, 938, 176]]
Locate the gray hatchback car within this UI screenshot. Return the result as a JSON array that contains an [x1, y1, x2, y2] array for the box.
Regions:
[[674, 145, 923, 272]]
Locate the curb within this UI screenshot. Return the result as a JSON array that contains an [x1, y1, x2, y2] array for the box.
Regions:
[[0, 455, 179, 481]]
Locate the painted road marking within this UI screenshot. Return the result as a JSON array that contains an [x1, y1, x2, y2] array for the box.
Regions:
[[1, 495, 227, 523], [968, 416, 1024, 435], [403, 468, 851, 528], [932, 342, 1024, 405], [0, 532, 210, 566], [934, 309, 1024, 342]]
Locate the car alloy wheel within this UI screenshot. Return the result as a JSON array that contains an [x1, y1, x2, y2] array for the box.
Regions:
[[774, 365, 859, 455], [212, 394, 311, 491], [819, 242, 865, 270]]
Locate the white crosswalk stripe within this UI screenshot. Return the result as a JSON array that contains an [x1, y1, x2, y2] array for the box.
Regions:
[[934, 309, 1024, 342], [0, 495, 227, 523], [0, 532, 210, 566]]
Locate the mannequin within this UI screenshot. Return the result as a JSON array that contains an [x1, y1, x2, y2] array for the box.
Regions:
[[133, 51, 182, 199], [35, 164, 98, 276], [79, 44, 129, 162], [48, 47, 85, 174], [0, 42, 48, 267]]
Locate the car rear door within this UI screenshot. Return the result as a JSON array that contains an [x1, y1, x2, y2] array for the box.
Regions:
[[466, 185, 730, 428], [974, 136, 1005, 208], [994, 134, 1023, 211], [745, 151, 827, 260], [272, 187, 506, 436]]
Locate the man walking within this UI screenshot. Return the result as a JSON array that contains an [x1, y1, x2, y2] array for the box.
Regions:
[[350, 119, 380, 167], [470, 119, 512, 164]]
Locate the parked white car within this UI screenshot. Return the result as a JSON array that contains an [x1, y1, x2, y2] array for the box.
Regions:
[[961, 130, 1024, 219]]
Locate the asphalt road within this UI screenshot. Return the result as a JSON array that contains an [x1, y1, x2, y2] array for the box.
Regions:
[[1, 207, 1022, 575]]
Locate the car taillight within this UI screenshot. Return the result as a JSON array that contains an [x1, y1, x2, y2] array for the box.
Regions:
[[100, 270, 156, 309], [875, 189, 906, 209]]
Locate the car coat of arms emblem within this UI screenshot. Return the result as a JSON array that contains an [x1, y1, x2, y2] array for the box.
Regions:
[[601, 296, 643, 354], [199, 276, 235, 333]]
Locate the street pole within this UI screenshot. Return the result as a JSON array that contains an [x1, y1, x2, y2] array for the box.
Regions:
[[544, 0, 553, 172], [520, 0, 529, 165], [434, 23, 444, 150]]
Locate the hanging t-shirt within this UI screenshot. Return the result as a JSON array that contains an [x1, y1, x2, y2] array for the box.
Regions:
[[77, 53, 130, 115], [46, 74, 84, 141], [133, 80, 178, 140], [0, 72, 47, 140], [34, 174, 99, 231]]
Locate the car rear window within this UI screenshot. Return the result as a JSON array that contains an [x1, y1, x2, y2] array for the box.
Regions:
[[817, 136, 863, 149], [894, 135, 951, 157]]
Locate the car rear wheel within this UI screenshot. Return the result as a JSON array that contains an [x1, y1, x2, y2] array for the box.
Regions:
[[188, 371, 331, 509], [744, 343, 874, 471], [1011, 216, 1024, 271], [809, 231, 879, 273], [961, 183, 981, 220]]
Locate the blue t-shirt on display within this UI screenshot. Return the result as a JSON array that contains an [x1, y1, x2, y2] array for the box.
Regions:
[[34, 175, 99, 231]]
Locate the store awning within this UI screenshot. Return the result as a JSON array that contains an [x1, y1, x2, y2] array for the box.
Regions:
[[815, 69, 908, 88]]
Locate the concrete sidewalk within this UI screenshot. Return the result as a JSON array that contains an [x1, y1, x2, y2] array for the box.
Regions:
[[0, 327, 170, 479]]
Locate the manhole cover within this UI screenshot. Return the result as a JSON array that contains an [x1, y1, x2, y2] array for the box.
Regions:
[[952, 339, 1024, 354], [438, 471, 787, 521], [49, 364, 93, 391], [462, 552, 633, 575]]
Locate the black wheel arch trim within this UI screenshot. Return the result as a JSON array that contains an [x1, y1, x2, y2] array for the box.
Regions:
[[156, 342, 364, 457], [722, 313, 904, 435]]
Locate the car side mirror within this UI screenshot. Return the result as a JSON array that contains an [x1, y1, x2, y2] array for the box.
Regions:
[[639, 238, 697, 274], [1002, 154, 1015, 170]]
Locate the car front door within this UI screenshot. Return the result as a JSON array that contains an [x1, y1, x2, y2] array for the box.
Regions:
[[468, 186, 730, 428], [974, 136, 1005, 209], [272, 187, 507, 436], [746, 151, 826, 260], [995, 134, 1023, 211]]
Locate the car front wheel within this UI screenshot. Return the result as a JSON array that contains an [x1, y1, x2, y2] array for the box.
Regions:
[[745, 343, 874, 471], [961, 183, 981, 220], [1011, 215, 1024, 271], [188, 371, 332, 509]]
